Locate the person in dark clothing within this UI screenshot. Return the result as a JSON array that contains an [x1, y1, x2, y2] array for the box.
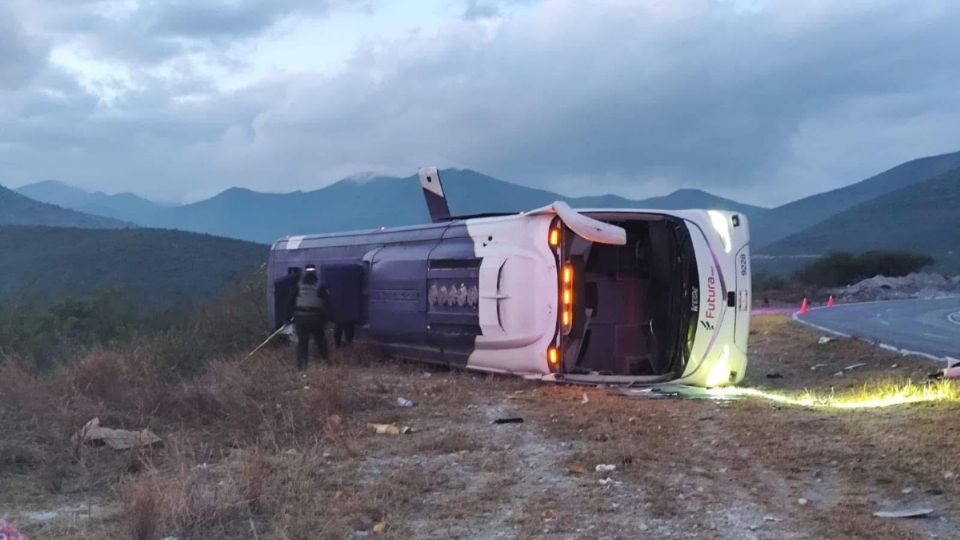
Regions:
[[291, 264, 329, 370], [334, 323, 355, 348], [273, 268, 301, 329]]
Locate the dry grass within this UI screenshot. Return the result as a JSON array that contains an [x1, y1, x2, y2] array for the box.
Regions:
[[3, 315, 959, 539], [745, 315, 936, 390], [0, 336, 524, 539], [519, 316, 960, 539]]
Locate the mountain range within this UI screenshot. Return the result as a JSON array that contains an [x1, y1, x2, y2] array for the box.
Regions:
[[7, 154, 960, 267], [14, 170, 767, 244], [763, 167, 960, 257], [0, 185, 128, 229], [15, 180, 164, 223], [750, 150, 960, 247]]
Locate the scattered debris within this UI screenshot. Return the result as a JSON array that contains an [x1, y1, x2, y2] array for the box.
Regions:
[[334, 490, 345, 501], [372, 522, 387, 534], [944, 364, 960, 380], [541, 509, 557, 520], [492, 417, 524, 424], [810, 363, 828, 371], [766, 372, 783, 379], [943, 471, 956, 481], [581, 392, 590, 404], [366, 423, 413, 435], [872, 507, 934, 519], [900, 487, 914, 494], [595, 464, 617, 473], [763, 515, 780, 522], [73, 417, 161, 450], [845, 363, 867, 371], [0, 520, 29, 540], [568, 464, 586, 475], [833, 371, 845, 377], [396, 397, 415, 407], [797, 498, 808, 506], [818, 336, 836, 345]]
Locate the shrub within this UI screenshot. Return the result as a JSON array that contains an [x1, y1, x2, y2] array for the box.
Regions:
[[0, 270, 270, 377], [794, 250, 935, 287], [138, 271, 269, 377], [0, 286, 137, 372], [753, 270, 788, 291]]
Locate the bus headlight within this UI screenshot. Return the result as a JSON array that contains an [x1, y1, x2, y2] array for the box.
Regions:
[[707, 211, 731, 253], [705, 344, 732, 388]]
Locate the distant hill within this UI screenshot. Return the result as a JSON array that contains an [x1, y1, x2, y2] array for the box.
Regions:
[[0, 226, 268, 306], [125, 169, 766, 243], [752, 150, 960, 248], [0, 185, 128, 229], [16, 180, 164, 222], [762, 167, 960, 260], [570, 187, 767, 215]]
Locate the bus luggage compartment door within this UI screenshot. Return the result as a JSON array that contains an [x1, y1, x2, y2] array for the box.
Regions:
[[321, 263, 364, 325], [366, 244, 432, 347]]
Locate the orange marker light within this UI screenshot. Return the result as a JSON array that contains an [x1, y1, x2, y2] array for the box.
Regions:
[[549, 228, 560, 247], [562, 289, 572, 305], [562, 265, 573, 284], [548, 346, 559, 365], [562, 310, 570, 326]]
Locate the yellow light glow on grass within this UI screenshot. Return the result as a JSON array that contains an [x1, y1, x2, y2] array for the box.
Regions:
[[704, 345, 732, 388], [709, 380, 960, 410]]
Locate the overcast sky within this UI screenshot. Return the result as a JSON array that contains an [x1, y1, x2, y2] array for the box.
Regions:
[[2, 0, 959, 206]]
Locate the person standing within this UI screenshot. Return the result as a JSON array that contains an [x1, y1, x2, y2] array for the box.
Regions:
[[292, 264, 328, 370], [334, 322, 355, 348]]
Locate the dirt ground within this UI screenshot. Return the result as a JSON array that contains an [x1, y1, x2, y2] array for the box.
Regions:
[[2, 315, 959, 539]]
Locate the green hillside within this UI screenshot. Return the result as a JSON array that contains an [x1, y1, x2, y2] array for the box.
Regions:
[[0, 185, 129, 229], [0, 226, 268, 307], [762, 168, 960, 265]]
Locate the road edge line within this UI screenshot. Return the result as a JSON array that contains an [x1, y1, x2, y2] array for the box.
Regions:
[[790, 309, 953, 366]]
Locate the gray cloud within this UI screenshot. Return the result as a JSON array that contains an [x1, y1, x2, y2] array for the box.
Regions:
[[463, 0, 501, 20], [0, 12, 49, 89], [33, 0, 361, 66], [3, 0, 960, 206], [148, 0, 333, 38], [197, 1, 960, 204]]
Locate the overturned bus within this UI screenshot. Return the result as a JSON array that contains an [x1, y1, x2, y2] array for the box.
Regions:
[[267, 168, 751, 388]]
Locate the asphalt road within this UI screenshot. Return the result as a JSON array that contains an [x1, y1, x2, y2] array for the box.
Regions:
[[799, 297, 960, 361]]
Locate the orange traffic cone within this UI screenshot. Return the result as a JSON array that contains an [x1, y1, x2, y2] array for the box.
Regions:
[[827, 295, 834, 307], [799, 297, 808, 315]]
